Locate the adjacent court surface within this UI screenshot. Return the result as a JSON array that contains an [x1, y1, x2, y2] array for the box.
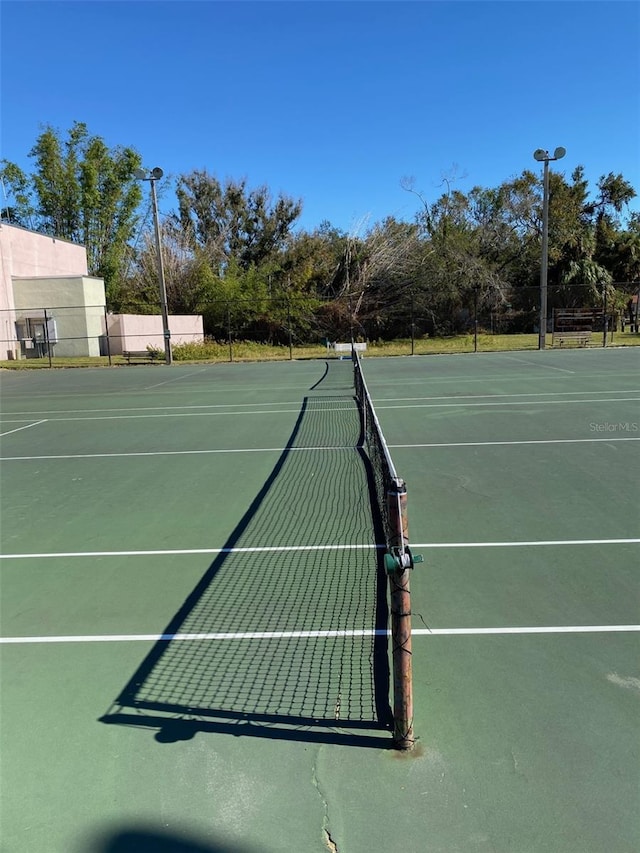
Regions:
[[1, 347, 638, 853]]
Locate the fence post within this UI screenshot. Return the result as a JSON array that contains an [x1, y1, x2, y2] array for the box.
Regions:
[[104, 307, 112, 366], [43, 308, 53, 368], [410, 293, 415, 356], [288, 301, 293, 360], [227, 304, 233, 362], [348, 294, 354, 345], [602, 283, 608, 348], [473, 286, 479, 353]]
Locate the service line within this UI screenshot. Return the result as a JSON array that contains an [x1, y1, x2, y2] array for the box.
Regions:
[[0, 446, 354, 462], [377, 397, 640, 411], [2, 396, 639, 426], [1, 624, 638, 644], [2, 436, 638, 463], [3, 387, 639, 418], [0, 538, 638, 560]]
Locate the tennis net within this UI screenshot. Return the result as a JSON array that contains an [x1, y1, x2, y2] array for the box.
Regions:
[[353, 349, 417, 749], [353, 351, 411, 571]]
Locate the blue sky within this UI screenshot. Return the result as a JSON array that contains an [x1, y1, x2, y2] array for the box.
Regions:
[[1, 1, 639, 233]]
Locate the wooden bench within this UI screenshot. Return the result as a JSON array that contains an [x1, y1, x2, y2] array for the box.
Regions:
[[552, 331, 591, 348], [122, 350, 161, 364]]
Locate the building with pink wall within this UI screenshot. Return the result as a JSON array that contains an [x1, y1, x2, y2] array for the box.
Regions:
[[0, 223, 88, 286], [1, 222, 204, 360], [0, 223, 89, 358], [106, 314, 204, 354]]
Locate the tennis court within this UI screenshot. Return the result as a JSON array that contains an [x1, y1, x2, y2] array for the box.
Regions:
[[1, 348, 638, 853]]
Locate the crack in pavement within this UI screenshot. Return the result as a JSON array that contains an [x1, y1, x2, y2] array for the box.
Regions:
[[312, 747, 340, 852]]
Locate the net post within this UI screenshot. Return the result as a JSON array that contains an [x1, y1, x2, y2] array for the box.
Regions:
[[387, 478, 414, 750]]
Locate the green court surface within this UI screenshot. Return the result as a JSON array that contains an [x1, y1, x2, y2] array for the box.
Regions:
[[1, 350, 638, 853]]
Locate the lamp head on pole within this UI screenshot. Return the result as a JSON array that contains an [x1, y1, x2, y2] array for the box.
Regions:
[[533, 147, 566, 163], [134, 167, 164, 181]]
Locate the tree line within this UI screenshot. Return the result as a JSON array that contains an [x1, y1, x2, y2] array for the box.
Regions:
[[2, 121, 639, 343]]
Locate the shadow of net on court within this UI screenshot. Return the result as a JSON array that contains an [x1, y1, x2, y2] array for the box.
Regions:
[[102, 360, 392, 748]]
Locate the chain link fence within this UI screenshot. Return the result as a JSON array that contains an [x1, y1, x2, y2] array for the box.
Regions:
[[2, 282, 638, 365]]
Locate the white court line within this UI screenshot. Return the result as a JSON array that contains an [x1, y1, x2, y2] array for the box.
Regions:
[[143, 368, 209, 390], [1, 625, 638, 644], [0, 538, 638, 560], [1, 401, 305, 417], [0, 544, 377, 559], [412, 626, 640, 636], [376, 397, 640, 412], [0, 420, 48, 438], [377, 389, 640, 403], [3, 387, 638, 418], [504, 356, 575, 374], [367, 370, 640, 389], [0, 446, 354, 462], [2, 436, 639, 462], [1, 396, 637, 426], [413, 538, 640, 548], [390, 437, 640, 450], [23, 408, 305, 422]]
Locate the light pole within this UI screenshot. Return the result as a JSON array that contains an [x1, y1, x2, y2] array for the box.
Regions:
[[533, 146, 566, 349], [135, 166, 172, 365]]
